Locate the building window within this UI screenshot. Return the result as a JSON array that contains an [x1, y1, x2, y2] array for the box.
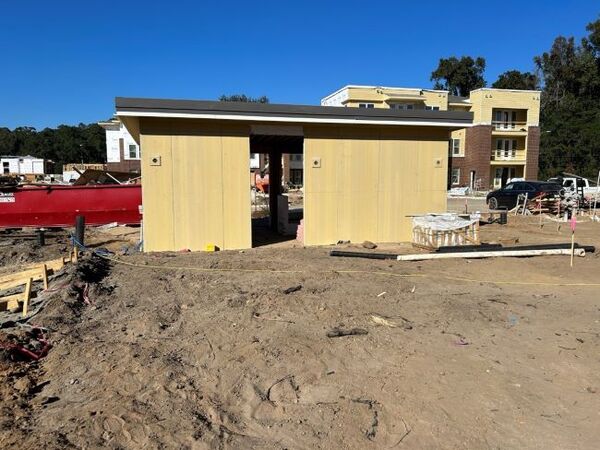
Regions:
[[451, 168, 460, 185], [128, 144, 138, 159], [2, 162, 9, 175], [290, 169, 303, 185], [358, 103, 374, 108], [495, 139, 518, 159], [391, 103, 414, 110], [425, 106, 440, 111], [494, 110, 518, 129], [451, 138, 461, 156]]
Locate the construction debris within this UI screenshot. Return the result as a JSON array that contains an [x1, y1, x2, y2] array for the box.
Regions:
[[362, 241, 377, 250], [282, 285, 302, 294], [0, 327, 52, 361], [370, 314, 398, 328], [326, 327, 368, 338], [412, 213, 480, 249], [396, 247, 586, 261]]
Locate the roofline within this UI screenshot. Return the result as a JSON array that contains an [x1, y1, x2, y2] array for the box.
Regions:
[[0, 155, 45, 159], [97, 119, 121, 129], [320, 84, 449, 103], [115, 97, 472, 128], [470, 87, 542, 94], [117, 111, 472, 128]]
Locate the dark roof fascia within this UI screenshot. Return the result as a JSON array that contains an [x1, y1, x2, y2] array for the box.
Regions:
[[115, 97, 473, 125]]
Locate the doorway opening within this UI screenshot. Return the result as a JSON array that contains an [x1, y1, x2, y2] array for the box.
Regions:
[[492, 166, 524, 189], [249, 133, 304, 247]]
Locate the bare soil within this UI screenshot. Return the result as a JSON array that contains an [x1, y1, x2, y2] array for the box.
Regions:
[[1, 216, 600, 449]]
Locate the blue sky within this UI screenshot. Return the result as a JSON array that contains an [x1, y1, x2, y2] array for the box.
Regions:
[[1, 1, 598, 129]]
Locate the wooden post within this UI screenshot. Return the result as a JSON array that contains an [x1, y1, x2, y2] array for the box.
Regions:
[[570, 216, 576, 268], [22, 278, 32, 316], [42, 264, 48, 290], [521, 193, 529, 216], [75, 215, 85, 247], [593, 170, 600, 220], [268, 151, 282, 232]]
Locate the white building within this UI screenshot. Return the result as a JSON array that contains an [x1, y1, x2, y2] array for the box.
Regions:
[[1, 155, 50, 177], [98, 119, 141, 173]]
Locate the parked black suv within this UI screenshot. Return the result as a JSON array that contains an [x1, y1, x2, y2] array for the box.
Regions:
[[486, 181, 562, 210]]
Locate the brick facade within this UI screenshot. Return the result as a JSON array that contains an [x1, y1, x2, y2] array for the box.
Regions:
[[450, 125, 493, 189], [525, 126, 540, 180], [106, 160, 141, 173]]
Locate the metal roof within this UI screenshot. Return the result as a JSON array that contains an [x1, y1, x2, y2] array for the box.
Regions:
[[115, 97, 473, 127]]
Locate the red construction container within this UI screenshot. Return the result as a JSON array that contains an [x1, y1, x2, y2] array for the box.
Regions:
[[0, 184, 142, 228]]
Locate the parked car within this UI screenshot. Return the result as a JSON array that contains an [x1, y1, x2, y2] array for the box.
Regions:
[[486, 181, 562, 210]]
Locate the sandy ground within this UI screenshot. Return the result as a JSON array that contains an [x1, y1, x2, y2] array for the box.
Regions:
[[1, 216, 600, 449]]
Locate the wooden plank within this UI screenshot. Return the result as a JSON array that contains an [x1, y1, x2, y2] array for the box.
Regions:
[[0, 292, 24, 310], [397, 248, 586, 261], [0, 267, 44, 286], [22, 256, 64, 271], [22, 278, 32, 316], [42, 264, 48, 290]]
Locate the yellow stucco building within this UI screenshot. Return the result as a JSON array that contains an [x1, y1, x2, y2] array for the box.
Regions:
[[321, 85, 542, 190]]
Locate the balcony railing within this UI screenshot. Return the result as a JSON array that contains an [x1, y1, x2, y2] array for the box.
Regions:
[[492, 121, 528, 132], [491, 149, 526, 161]]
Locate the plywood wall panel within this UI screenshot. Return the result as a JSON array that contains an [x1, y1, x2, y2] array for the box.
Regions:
[[140, 135, 175, 252], [140, 120, 251, 251], [304, 125, 448, 246], [222, 134, 252, 249]]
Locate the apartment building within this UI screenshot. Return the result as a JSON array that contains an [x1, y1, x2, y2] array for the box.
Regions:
[[321, 85, 541, 190], [98, 119, 141, 173], [251, 153, 304, 186]]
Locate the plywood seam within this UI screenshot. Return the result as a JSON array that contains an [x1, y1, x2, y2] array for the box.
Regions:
[[375, 130, 381, 240], [169, 136, 176, 248], [219, 132, 226, 249]]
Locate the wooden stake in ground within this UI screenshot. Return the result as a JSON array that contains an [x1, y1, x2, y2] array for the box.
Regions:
[[594, 170, 600, 220], [570, 215, 577, 268]]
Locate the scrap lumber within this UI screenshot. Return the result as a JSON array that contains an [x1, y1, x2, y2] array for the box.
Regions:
[[331, 244, 595, 261], [437, 243, 595, 254], [396, 248, 586, 261], [1, 278, 32, 315], [0, 251, 73, 317]]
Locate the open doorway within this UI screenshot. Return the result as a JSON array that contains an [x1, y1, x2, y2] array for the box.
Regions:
[[249, 133, 304, 247]]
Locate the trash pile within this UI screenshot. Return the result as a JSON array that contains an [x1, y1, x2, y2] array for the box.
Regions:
[[0, 327, 52, 362]]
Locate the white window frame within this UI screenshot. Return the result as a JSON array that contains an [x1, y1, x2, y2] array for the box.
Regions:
[[127, 144, 138, 159], [451, 138, 462, 156], [451, 168, 460, 185], [358, 103, 375, 108], [425, 105, 440, 111], [494, 139, 518, 160]]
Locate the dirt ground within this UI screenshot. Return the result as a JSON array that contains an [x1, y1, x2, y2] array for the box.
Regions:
[[1, 215, 600, 449]]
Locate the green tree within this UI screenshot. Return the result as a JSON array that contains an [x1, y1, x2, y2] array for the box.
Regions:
[[535, 16, 600, 179], [219, 94, 269, 103], [0, 123, 107, 173], [492, 70, 539, 90], [430, 56, 486, 96]]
